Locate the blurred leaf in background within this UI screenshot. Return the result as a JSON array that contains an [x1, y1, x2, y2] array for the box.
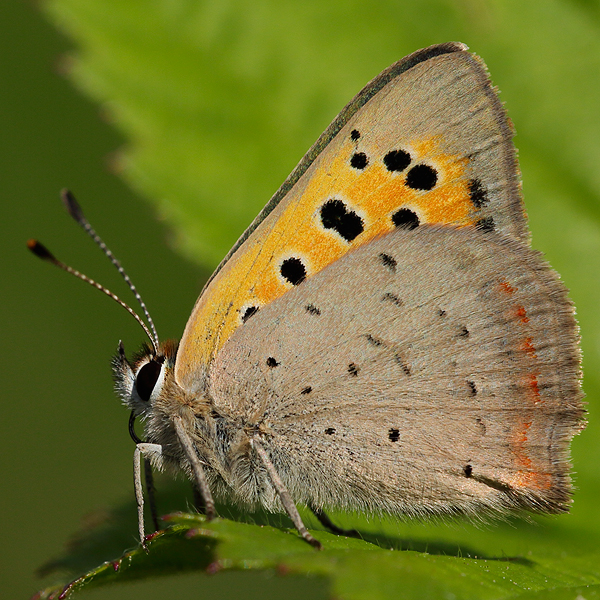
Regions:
[[2, 0, 599, 598]]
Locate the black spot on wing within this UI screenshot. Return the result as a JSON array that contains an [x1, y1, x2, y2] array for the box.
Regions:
[[476, 216, 495, 233], [382, 292, 403, 307], [365, 334, 383, 347], [305, 304, 321, 316], [467, 380, 477, 396], [266, 357, 280, 368], [458, 326, 470, 338], [241, 305, 259, 323], [320, 199, 364, 242], [325, 427, 336, 435], [348, 363, 359, 377], [378, 253, 397, 272], [406, 164, 437, 190], [301, 386, 312, 395], [384, 149, 411, 172], [388, 428, 400, 442], [392, 208, 419, 230], [394, 354, 411, 375], [350, 152, 368, 170], [468, 178, 489, 208], [350, 129, 360, 141], [463, 464, 473, 478], [280, 257, 306, 285]]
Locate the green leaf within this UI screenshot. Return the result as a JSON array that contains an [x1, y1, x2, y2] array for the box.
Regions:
[[37, 0, 600, 598], [35, 499, 600, 599]]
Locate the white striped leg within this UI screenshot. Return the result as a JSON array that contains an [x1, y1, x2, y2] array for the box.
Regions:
[[252, 439, 321, 549], [173, 416, 216, 520], [133, 443, 163, 547]]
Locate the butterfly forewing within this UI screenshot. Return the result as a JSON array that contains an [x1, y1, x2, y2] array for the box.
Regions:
[[176, 44, 525, 387]]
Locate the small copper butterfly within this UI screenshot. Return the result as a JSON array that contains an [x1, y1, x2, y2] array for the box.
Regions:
[[30, 42, 585, 549]]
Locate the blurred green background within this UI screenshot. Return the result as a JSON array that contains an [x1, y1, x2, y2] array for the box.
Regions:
[[3, 0, 600, 598]]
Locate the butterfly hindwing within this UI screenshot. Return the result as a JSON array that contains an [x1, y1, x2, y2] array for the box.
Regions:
[[208, 226, 582, 514], [176, 43, 525, 389]]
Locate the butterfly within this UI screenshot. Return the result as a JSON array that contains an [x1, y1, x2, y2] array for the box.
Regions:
[[31, 42, 585, 549]]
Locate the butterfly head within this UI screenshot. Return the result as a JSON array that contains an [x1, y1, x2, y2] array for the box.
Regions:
[[27, 191, 204, 435], [113, 339, 178, 419]]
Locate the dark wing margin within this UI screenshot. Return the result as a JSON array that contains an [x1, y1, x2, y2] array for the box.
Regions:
[[202, 42, 469, 291]]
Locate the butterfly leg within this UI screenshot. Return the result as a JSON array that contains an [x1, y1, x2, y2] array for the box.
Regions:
[[144, 457, 160, 532], [309, 506, 359, 537], [133, 442, 163, 548], [173, 416, 216, 520], [192, 483, 207, 514], [252, 440, 322, 549]]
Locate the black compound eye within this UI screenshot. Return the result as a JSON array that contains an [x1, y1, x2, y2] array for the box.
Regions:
[[136, 360, 162, 402]]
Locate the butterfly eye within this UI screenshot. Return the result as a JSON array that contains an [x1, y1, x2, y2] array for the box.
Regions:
[[135, 360, 162, 402]]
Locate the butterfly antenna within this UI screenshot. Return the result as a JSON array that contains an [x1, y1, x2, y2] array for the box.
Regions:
[[59, 189, 160, 351], [27, 238, 159, 352]]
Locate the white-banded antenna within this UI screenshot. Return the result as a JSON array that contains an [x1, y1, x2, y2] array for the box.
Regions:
[[61, 190, 160, 350], [28, 190, 160, 353]]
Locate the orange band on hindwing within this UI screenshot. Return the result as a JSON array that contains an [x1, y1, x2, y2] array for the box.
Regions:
[[498, 281, 550, 490]]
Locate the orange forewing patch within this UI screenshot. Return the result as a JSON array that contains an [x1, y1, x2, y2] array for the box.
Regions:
[[181, 135, 481, 369]]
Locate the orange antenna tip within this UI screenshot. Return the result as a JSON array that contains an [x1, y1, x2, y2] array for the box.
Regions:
[[27, 239, 55, 261]]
